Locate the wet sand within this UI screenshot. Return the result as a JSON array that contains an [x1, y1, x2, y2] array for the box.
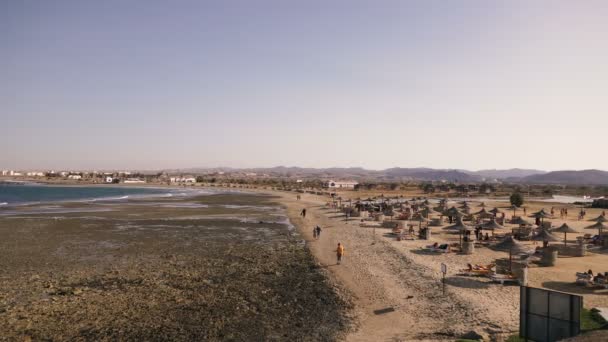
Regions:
[[0, 192, 354, 341]]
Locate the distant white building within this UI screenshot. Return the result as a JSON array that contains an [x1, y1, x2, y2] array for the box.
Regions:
[[1, 170, 8, 176], [68, 174, 82, 180], [105, 176, 114, 183], [26, 171, 45, 177], [170, 176, 196, 183], [325, 180, 359, 189], [124, 178, 145, 184]]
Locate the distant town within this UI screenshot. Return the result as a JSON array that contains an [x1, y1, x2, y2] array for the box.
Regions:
[[1, 167, 607, 208]]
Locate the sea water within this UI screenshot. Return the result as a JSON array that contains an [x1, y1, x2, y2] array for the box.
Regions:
[[0, 183, 172, 206]]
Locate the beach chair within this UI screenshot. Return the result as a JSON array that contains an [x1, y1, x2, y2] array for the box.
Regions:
[[423, 244, 450, 253], [588, 277, 608, 289], [575, 272, 593, 286], [459, 264, 495, 277], [490, 273, 520, 285]]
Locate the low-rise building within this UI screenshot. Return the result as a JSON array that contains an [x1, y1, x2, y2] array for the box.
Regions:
[[170, 176, 197, 183], [68, 174, 82, 180], [325, 180, 359, 189]]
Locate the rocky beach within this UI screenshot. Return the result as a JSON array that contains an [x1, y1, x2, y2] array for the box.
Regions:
[[0, 191, 354, 341]]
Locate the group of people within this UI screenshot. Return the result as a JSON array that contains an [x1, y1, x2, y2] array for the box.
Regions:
[[474, 227, 490, 241], [553, 207, 569, 219], [581, 269, 608, 284], [301, 206, 345, 265]]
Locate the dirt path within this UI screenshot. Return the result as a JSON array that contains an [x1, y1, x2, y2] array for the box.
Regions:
[[277, 192, 503, 341]]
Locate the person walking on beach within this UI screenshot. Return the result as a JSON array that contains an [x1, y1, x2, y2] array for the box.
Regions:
[[301, 208, 307, 218], [336, 243, 345, 265], [315, 226, 322, 238]]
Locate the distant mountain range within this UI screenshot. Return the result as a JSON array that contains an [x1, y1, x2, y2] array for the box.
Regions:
[[161, 166, 608, 185], [473, 169, 547, 179], [515, 170, 608, 185]]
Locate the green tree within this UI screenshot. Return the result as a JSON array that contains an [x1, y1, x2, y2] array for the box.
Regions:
[[422, 183, 435, 193], [510, 193, 524, 207]]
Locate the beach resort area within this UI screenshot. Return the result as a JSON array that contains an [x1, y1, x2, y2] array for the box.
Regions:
[[277, 188, 608, 341], [1, 181, 608, 341]]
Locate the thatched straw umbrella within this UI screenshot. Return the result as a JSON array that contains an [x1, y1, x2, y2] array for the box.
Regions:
[[444, 217, 470, 232], [511, 217, 532, 226], [589, 215, 608, 223], [531, 228, 561, 248], [551, 223, 578, 246], [482, 218, 505, 232], [479, 202, 486, 208], [529, 211, 553, 225], [445, 206, 463, 216], [489, 207, 502, 216], [493, 236, 531, 271], [413, 215, 428, 229], [433, 206, 445, 214], [532, 208, 551, 216], [445, 217, 472, 245], [473, 208, 489, 215], [420, 206, 434, 219], [476, 209, 495, 219], [585, 221, 607, 237]]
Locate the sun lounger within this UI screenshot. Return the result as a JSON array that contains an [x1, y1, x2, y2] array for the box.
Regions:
[[398, 234, 416, 241], [459, 264, 495, 276], [575, 273, 593, 286], [423, 244, 450, 253], [490, 273, 520, 285]]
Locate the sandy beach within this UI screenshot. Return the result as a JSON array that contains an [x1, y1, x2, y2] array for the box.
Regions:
[[276, 190, 608, 341]]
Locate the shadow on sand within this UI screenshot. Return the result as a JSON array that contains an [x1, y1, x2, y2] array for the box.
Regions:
[[445, 276, 491, 289], [542, 281, 608, 295], [410, 249, 446, 256], [586, 247, 608, 256]]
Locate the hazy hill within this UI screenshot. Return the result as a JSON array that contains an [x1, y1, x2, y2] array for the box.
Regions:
[[518, 170, 608, 185], [474, 168, 547, 179], [380, 168, 482, 182]]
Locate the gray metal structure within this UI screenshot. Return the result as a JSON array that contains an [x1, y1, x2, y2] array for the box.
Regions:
[[520, 286, 582, 342]]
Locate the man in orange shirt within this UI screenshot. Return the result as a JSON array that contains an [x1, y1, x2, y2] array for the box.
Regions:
[[336, 243, 345, 265]]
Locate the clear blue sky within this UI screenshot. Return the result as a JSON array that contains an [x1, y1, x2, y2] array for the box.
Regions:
[[2, 1, 607, 171]]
